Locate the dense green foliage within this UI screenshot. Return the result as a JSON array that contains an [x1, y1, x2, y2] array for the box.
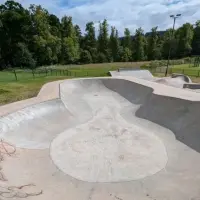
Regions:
[[0, 0, 200, 69]]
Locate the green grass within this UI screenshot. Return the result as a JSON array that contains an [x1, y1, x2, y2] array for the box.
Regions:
[[0, 76, 70, 105], [169, 64, 200, 77], [151, 64, 200, 77], [0, 62, 148, 105], [172, 63, 200, 70]]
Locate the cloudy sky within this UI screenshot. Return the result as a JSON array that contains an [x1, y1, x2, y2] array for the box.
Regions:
[[1, 0, 200, 35]]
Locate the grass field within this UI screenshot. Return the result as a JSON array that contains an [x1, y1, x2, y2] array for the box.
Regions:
[[0, 62, 148, 105], [0, 76, 71, 106], [169, 64, 200, 77], [172, 64, 200, 70]]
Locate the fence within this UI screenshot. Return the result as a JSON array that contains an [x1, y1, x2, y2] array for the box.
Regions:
[[0, 68, 110, 82], [151, 67, 200, 77]]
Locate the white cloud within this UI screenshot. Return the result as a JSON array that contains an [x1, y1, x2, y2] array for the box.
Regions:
[[1, 0, 200, 35]]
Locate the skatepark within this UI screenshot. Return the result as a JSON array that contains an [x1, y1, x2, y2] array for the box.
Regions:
[[0, 74, 200, 199]]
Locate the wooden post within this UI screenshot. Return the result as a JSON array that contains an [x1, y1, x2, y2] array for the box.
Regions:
[[13, 69, 17, 81], [32, 69, 35, 78]]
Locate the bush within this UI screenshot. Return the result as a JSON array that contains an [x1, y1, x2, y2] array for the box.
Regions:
[[13, 43, 36, 68], [140, 64, 150, 69], [184, 57, 194, 64], [80, 50, 92, 64], [97, 53, 107, 63], [169, 59, 184, 65], [149, 61, 162, 68]]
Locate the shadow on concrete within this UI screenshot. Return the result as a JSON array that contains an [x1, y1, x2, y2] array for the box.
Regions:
[[103, 78, 200, 154]]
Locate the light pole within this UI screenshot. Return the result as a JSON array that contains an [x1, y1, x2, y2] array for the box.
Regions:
[[165, 14, 181, 76]]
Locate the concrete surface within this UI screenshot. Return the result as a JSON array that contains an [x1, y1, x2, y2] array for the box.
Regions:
[[0, 77, 200, 200]]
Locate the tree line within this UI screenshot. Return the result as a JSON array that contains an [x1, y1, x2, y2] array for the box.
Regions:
[[0, 0, 200, 69]]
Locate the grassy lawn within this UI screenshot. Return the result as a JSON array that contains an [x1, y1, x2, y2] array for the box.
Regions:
[[0, 76, 70, 105], [172, 64, 200, 70], [169, 64, 200, 77], [0, 62, 147, 105]]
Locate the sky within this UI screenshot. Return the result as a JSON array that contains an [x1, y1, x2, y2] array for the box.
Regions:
[[1, 0, 200, 35]]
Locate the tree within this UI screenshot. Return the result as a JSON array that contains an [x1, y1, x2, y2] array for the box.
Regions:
[[134, 28, 146, 61], [162, 29, 178, 59], [61, 16, 80, 64], [97, 52, 107, 63], [123, 28, 132, 49], [80, 50, 92, 64], [83, 22, 97, 63], [13, 42, 36, 68], [176, 23, 193, 57], [61, 16, 74, 38], [122, 47, 132, 62], [74, 24, 82, 43], [109, 27, 120, 62], [48, 14, 61, 37], [1, 0, 200, 69], [98, 19, 110, 61], [85, 22, 96, 49], [30, 5, 61, 65], [0, 0, 32, 67], [192, 21, 200, 56], [147, 27, 161, 60]]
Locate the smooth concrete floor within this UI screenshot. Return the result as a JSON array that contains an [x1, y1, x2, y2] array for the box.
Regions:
[[0, 78, 200, 200]]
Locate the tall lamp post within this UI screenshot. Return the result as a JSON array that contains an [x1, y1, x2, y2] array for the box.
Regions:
[[165, 14, 181, 76]]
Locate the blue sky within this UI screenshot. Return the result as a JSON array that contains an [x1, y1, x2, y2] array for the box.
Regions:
[[1, 0, 200, 35]]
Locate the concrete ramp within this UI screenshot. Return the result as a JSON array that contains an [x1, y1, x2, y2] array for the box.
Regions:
[[0, 77, 200, 200], [110, 69, 154, 80]]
